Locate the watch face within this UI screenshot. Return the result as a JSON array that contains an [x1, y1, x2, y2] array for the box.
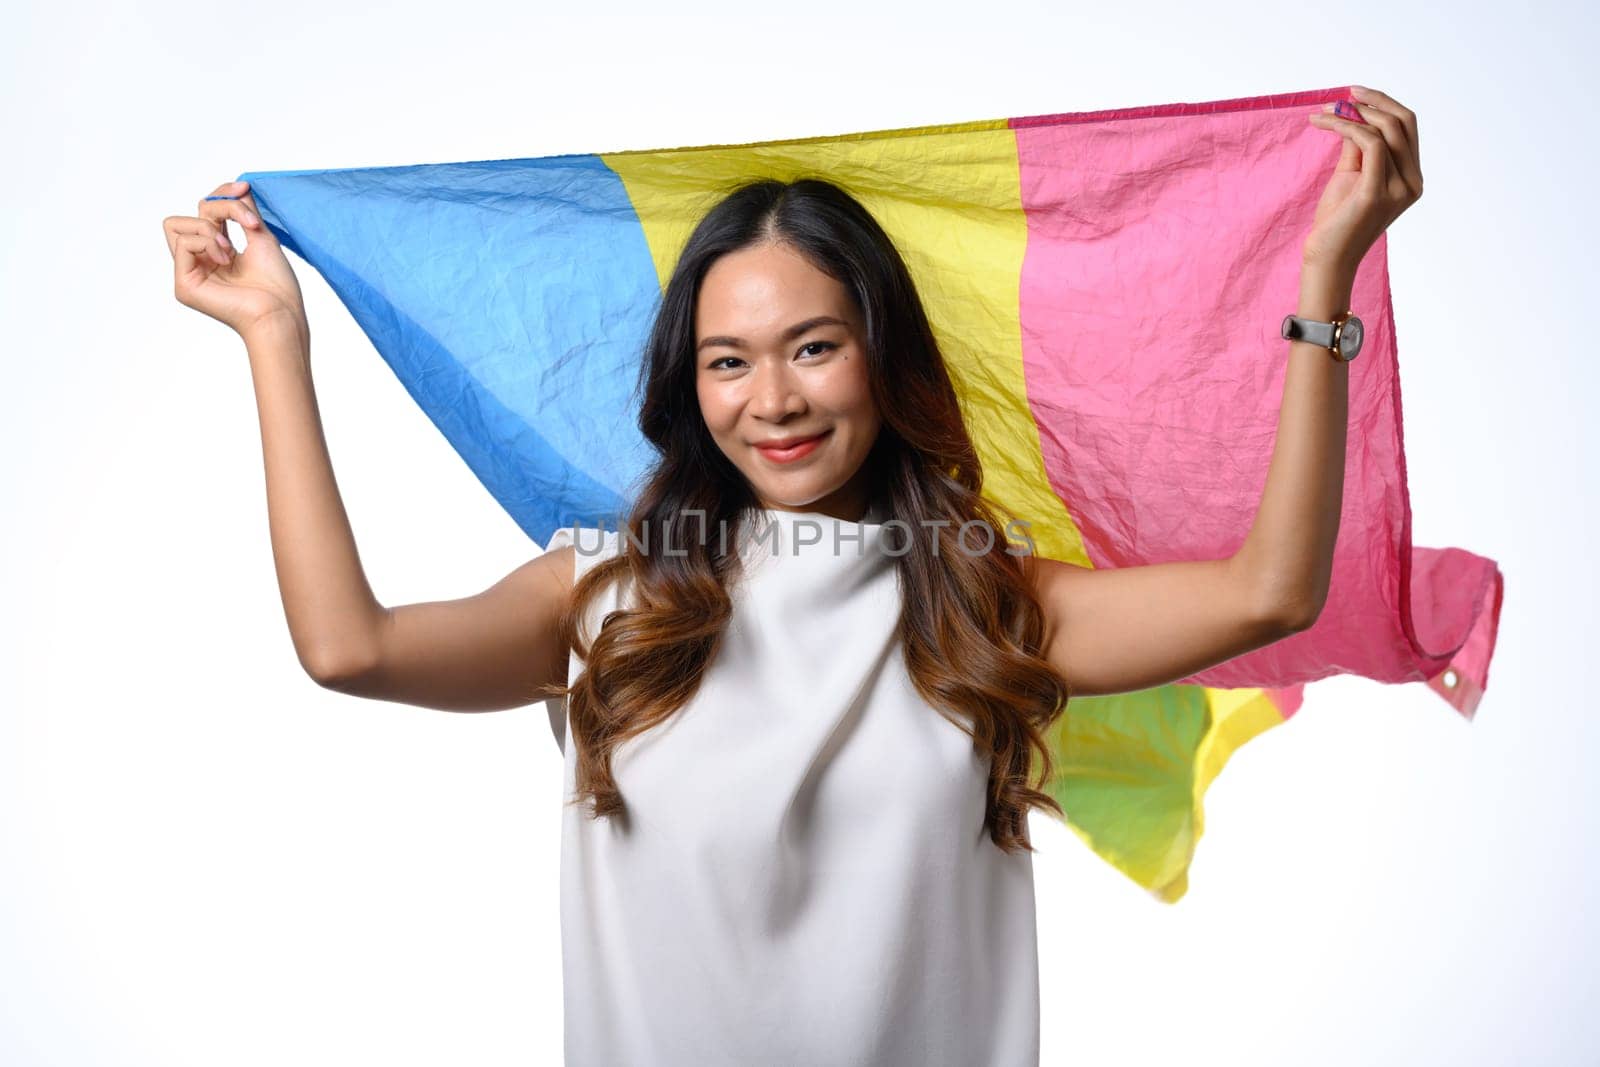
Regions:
[[1338, 316, 1364, 359]]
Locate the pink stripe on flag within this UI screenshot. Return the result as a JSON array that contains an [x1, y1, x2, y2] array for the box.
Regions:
[[1010, 89, 1501, 715]]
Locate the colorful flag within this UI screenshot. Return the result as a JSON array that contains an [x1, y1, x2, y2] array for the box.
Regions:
[[236, 84, 1504, 902]]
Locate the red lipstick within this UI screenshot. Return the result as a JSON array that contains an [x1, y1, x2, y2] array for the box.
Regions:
[[754, 430, 829, 464]]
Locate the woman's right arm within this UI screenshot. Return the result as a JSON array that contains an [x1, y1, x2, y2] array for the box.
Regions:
[[243, 320, 577, 711], [169, 180, 575, 713]]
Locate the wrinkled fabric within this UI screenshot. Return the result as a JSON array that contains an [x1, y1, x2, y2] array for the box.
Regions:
[[236, 84, 1503, 901]]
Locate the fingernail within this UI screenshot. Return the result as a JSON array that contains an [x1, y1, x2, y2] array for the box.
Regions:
[[245, 211, 259, 225], [216, 232, 230, 249]]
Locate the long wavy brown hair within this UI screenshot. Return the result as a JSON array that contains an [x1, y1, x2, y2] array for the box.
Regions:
[[534, 177, 1072, 853]]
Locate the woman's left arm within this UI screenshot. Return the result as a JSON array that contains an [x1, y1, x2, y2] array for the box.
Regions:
[[1032, 85, 1424, 698]]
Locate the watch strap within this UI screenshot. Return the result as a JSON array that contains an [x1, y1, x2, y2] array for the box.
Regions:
[[1281, 313, 1339, 350]]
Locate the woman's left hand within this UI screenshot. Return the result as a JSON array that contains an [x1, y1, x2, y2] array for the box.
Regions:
[[1302, 85, 1424, 283]]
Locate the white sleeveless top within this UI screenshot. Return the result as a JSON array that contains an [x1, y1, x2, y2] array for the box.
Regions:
[[542, 505, 1041, 1065]]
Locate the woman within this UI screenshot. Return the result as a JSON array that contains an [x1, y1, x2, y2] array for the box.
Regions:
[[162, 86, 1421, 1065]]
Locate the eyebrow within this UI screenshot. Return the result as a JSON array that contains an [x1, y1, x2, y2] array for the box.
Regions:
[[696, 315, 850, 353]]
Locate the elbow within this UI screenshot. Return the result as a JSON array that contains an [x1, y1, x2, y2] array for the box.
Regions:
[[1244, 563, 1327, 636], [301, 641, 379, 692], [1263, 590, 1326, 635], [299, 610, 388, 692]]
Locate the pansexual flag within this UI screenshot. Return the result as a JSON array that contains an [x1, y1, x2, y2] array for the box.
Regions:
[[236, 84, 1504, 902]]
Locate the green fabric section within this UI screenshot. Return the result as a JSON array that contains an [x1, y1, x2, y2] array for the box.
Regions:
[[1035, 685, 1211, 901]]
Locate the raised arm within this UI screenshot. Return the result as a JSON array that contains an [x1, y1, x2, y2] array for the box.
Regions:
[[1030, 258, 1349, 697], [170, 178, 577, 713], [1032, 265, 1350, 697], [1030, 86, 1423, 698], [241, 318, 576, 712]]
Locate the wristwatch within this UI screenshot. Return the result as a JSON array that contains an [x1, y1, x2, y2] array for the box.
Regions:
[[1281, 310, 1364, 362]]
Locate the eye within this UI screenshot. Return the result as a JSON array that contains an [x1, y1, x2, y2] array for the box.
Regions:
[[706, 341, 836, 372]]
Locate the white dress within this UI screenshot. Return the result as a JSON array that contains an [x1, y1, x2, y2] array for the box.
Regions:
[[541, 505, 1041, 1065]]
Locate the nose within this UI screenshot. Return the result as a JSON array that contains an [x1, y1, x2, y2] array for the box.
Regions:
[[749, 361, 807, 420]]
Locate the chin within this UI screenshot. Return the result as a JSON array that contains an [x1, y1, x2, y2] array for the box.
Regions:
[[750, 483, 832, 509]]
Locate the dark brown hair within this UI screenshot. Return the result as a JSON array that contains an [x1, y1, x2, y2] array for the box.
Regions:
[[535, 177, 1072, 852]]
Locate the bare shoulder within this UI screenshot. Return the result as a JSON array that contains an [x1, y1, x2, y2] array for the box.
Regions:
[[1020, 551, 1087, 630], [527, 543, 577, 599], [1023, 552, 1081, 579], [469, 542, 577, 622], [1021, 551, 1090, 598]]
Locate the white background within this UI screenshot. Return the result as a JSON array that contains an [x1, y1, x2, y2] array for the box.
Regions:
[[3, 0, 1594, 1063]]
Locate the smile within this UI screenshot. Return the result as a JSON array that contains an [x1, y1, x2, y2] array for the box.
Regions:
[[753, 431, 830, 464]]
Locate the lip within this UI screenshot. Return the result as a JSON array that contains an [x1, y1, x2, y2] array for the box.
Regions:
[[753, 430, 829, 463]]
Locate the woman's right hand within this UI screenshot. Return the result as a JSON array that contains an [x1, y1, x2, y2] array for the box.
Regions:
[[164, 179, 308, 339]]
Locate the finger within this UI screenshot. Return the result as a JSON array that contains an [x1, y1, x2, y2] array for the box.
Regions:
[[198, 202, 245, 257], [1308, 113, 1392, 199], [1313, 103, 1363, 173], [202, 179, 251, 206], [1348, 100, 1422, 198], [167, 217, 234, 266], [1320, 125, 1361, 173], [176, 232, 225, 274], [181, 216, 233, 250], [198, 184, 261, 234], [204, 180, 282, 249], [233, 185, 277, 242], [1349, 86, 1420, 167], [1336, 136, 1361, 174], [171, 228, 203, 275], [197, 228, 231, 267], [1311, 102, 1369, 174]]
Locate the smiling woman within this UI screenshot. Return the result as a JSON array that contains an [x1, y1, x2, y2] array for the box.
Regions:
[[171, 84, 1481, 1067], [554, 178, 1070, 853], [532, 177, 1073, 1064], [693, 246, 882, 520]]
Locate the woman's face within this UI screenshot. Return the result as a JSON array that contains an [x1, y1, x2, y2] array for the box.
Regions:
[[694, 241, 882, 522]]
